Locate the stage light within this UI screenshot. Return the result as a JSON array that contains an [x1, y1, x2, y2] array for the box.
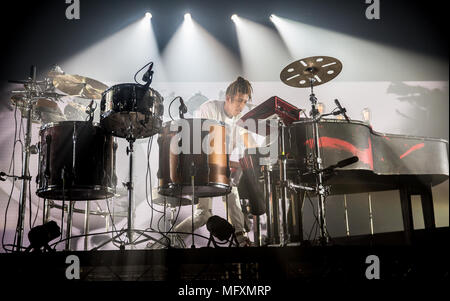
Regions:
[[232, 16, 291, 80], [25, 220, 61, 252], [145, 12, 152, 19], [231, 14, 238, 22], [207, 215, 234, 241], [184, 13, 192, 21], [62, 15, 166, 82], [162, 11, 239, 81], [269, 14, 276, 20]]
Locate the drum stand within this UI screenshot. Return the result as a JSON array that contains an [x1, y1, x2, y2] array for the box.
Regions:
[[92, 134, 159, 250]]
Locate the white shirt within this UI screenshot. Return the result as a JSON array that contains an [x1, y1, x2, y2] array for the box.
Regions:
[[194, 100, 246, 158]]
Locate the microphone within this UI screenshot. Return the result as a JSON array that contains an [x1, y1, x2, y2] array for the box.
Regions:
[[85, 100, 95, 122], [336, 156, 359, 168], [321, 156, 359, 173], [0, 172, 6, 181], [334, 99, 350, 122], [85, 100, 94, 114], [142, 62, 154, 83], [179, 97, 188, 119]]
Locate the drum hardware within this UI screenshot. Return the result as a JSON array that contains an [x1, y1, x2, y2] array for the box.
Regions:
[[277, 118, 292, 245], [43, 198, 124, 251], [190, 161, 197, 248], [8, 65, 40, 251], [0, 171, 32, 181], [91, 134, 161, 250], [92, 131, 159, 250], [280, 56, 349, 245]]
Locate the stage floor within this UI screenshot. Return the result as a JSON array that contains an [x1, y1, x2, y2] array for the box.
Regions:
[[1, 227, 448, 283]]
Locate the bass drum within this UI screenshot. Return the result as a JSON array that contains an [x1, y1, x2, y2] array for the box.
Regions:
[[37, 121, 116, 200], [100, 83, 164, 139], [158, 118, 231, 198]]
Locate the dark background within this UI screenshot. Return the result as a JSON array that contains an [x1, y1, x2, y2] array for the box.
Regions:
[[0, 0, 448, 81]]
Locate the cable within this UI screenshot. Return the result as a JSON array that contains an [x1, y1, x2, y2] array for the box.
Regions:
[[2, 178, 16, 253], [305, 191, 320, 242], [105, 196, 125, 246], [2, 105, 21, 252], [304, 191, 334, 245]]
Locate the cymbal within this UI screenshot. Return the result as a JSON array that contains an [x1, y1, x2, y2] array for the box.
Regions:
[[64, 102, 88, 121], [52, 74, 108, 99], [280, 56, 342, 88], [11, 95, 65, 123]]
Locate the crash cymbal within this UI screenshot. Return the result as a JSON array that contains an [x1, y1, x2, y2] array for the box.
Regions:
[[280, 56, 342, 88], [11, 95, 66, 123], [52, 74, 108, 99]]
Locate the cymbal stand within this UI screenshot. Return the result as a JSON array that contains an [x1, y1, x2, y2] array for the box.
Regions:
[[307, 78, 328, 245], [190, 162, 196, 248], [14, 66, 37, 251], [278, 118, 289, 245]]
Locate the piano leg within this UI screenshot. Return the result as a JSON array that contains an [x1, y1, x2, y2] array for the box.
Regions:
[[420, 184, 436, 229], [399, 183, 436, 245]]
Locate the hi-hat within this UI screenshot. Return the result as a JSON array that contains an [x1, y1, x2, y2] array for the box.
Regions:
[[280, 56, 342, 88], [52, 74, 108, 99]]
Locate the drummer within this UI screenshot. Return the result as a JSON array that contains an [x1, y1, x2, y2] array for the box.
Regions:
[[173, 76, 256, 247]]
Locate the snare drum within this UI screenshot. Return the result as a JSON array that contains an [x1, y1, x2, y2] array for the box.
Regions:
[[37, 121, 116, 200], [100, 83, 164, 138], [157, 118, 231, 198]]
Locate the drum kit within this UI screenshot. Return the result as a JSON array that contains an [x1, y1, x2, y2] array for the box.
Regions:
[[9, 55, 348, 251]]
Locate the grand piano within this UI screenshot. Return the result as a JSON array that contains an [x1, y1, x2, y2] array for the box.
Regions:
[[238, 96, 449, 244]]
